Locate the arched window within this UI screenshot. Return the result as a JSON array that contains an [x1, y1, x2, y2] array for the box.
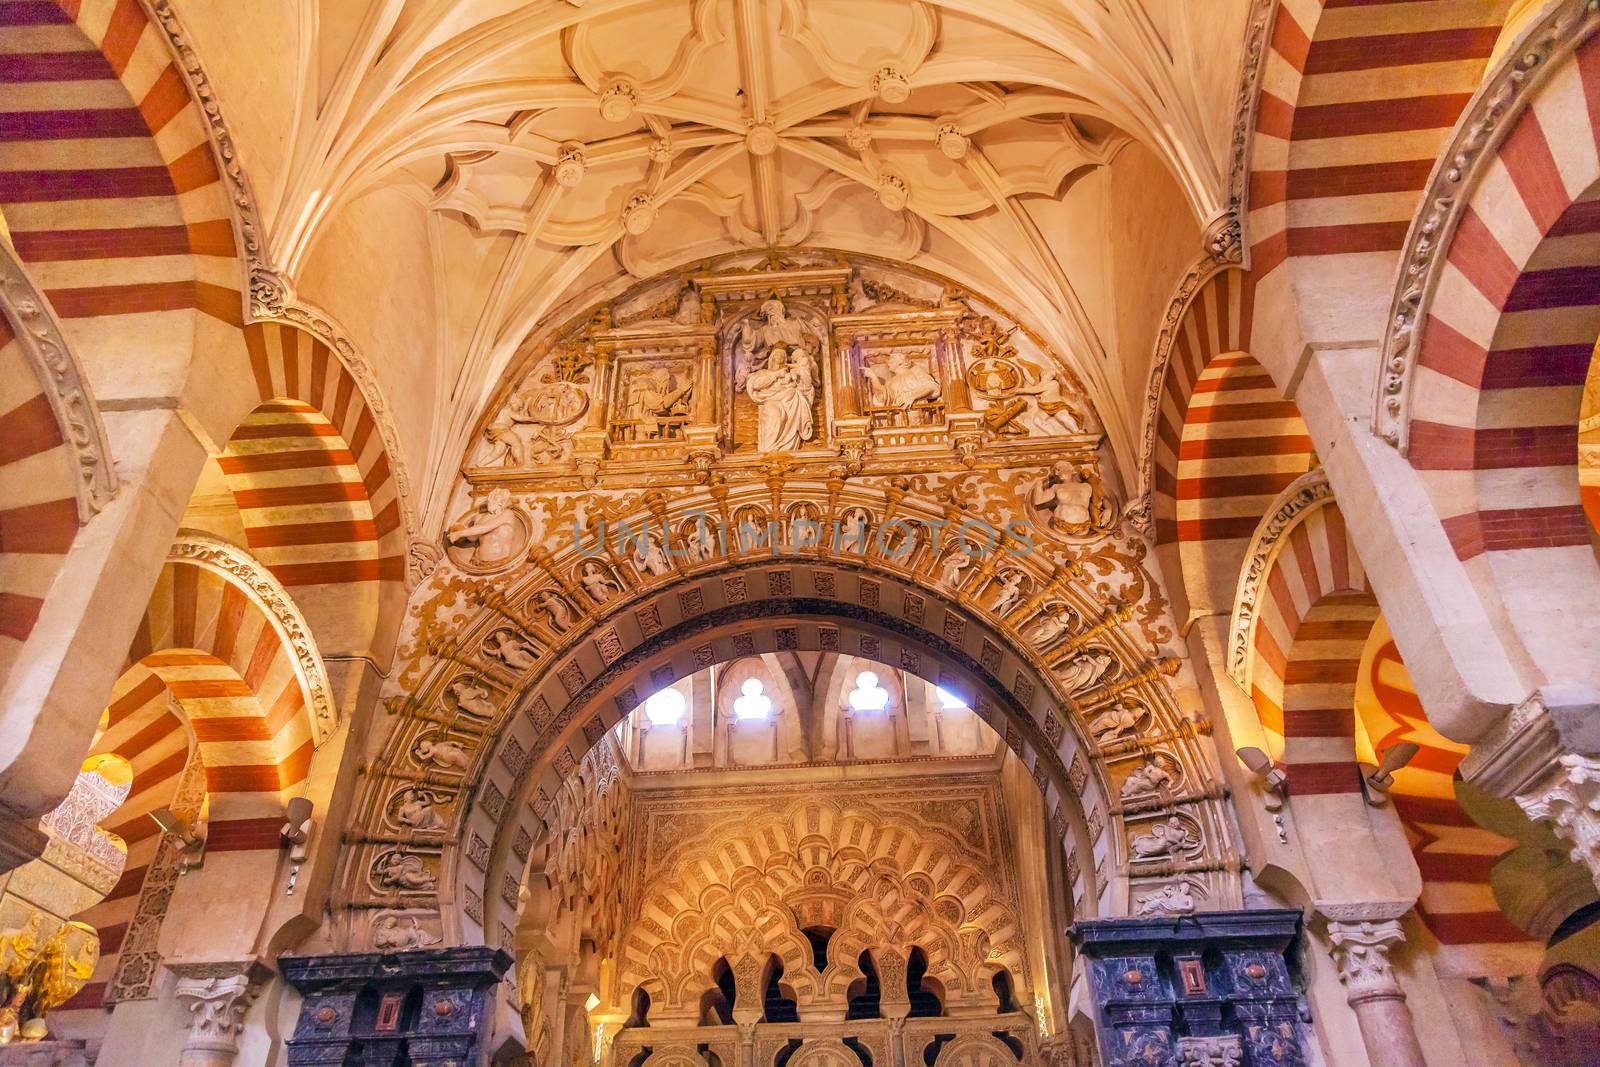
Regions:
[[644, 687, 686, 725], [848, 671, 890, 712], [733, 678, 772, 720]]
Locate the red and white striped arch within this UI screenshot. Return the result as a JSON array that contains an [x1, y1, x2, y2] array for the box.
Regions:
[[1249, 0, 1511, 275], [1403, 31, 1600, 563], [1147, 268, 1315, 610], [1234, 479, 1538, 954], [221, 323, 408, 653], [57, 539, 329, 1017], [1356, 629, 1533, 956], [0, 0, 242, 324], [1233, 481, 1375, 796]]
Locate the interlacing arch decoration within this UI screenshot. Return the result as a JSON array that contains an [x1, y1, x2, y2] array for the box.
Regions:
[[613, 798, 1027, 1020], [343, 480, 1237, 960], [1245, 0, 1515, 277]]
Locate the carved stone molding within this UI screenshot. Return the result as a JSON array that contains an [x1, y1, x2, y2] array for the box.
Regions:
[[138, 0, 419, 555], [167, 958, 271, 1067], [1224, 0, 1278, 260], [1515, 754, 1600, 892], [1375, 0, 1600, 449], [1203, 210, 1243, 267], [0, 237, 117, 523], [1135, 255, 1227, 503], [1224, 469, 1333, 687], [168, 533, 338, 741], [1318, 903, 1411, 1005]]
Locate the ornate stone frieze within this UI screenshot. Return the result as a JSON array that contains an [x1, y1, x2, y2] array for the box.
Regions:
[[168, 533, 339, 741], [1375, 0, 1600, 448], [0, 237, 117, 522]]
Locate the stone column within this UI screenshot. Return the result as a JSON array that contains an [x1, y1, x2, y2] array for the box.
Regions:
[[168, 960, 269, 1067], [1320, 911, 1426, 1067]]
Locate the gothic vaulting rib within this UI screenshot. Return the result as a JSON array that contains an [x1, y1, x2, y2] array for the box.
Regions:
[[0, 1, 1597, 1065]]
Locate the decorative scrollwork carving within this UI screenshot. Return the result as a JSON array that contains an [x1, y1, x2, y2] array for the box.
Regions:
[[1225, 469, 1333, 688], [0, 239, 117, 522], [167, 533, 338, 741]]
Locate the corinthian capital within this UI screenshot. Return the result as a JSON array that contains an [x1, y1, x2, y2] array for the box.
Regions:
[[1515, 754, 1600, 893], [168, 959, 270, 1066], [1322, 914, 1407, 1005]]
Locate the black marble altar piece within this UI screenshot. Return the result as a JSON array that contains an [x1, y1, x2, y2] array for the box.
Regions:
[[280, 946, 513, 1067], [1069, 909, 1310, 1067]]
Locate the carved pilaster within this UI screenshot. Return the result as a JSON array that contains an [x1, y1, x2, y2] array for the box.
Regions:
[[1515, 754, 1600, 892], [168, 959, 270, 1067]]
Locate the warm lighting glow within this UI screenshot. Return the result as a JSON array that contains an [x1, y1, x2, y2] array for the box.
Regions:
[[848, 671, 890, 712], [935, 685, 968, 710], [644, 687, 686, 726], [733, 678, 772, 720]]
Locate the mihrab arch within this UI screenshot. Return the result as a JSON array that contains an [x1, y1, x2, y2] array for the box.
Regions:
[[340, 475, 1239, 964]]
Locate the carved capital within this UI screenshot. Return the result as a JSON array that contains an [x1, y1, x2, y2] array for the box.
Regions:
[[1202, 209, 1243, 266], [1515, 754, 1600, 892], [169, 959, 270, 1064], [1322, 916, 1407, 1005], [1176, 1033, 1243, 1067]]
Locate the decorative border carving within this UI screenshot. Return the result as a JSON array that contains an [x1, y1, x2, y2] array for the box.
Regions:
[[1375, 0, 1600, 449], [0, 238, 117, 521], [140, 0, 419, 552], [1135, 255, 1227, 504], [1224, 468, 1333, 688], [168, 532, 338, 740], [1225, 0, 1279, 251]]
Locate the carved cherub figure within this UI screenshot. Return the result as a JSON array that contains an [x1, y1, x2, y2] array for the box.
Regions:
[[536, 589, 574, 631], [394, 788, 447, 832], [990, 569, 1027, 616], [1130, 816, 1195, 859], [485, 630, 538, 670], [414, 736, 470, 771], [581, 562, 620, 602], [449, 680, 497, 718], [375, 850, 437, 891]]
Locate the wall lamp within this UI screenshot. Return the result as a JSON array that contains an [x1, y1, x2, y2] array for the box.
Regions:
[[150, 808, 206, 873], [1361, 743, 1421, 806]]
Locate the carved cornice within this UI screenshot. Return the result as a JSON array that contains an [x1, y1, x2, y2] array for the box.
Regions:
[[1225, 468, 1333, 688], [1135, 255, 1228, 503], [0, 237, 117, 523], [168, 532, 338, 741], [139, 0, 419, 555], [1375, 0, 1600, 450], [1224, 0, 1278, 265]]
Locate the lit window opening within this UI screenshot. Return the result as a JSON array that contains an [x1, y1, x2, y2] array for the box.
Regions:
[[645, 687, 686, 725], [733, 678, 772, 720], [848, 671, 890, 713]]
